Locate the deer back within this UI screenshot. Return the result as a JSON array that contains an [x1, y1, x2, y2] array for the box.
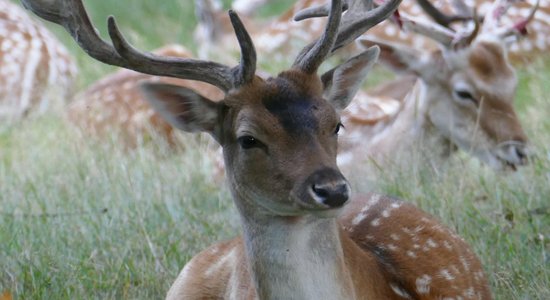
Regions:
[[0, 0, 77, 121]]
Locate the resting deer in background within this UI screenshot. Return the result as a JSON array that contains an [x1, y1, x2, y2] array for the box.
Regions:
[[0, 0, 77, 122], [194, 0, 343, 63], [367, 0, 550, 63], [67, 44, 223, 147], [195, 0, 549, 64], [21, 0, 493, 299], [298, 0, 535, 171], [289, 0, 549, 63]]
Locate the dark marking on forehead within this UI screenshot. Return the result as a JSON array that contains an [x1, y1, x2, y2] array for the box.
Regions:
[[469, 42, 512, 82], [262, 78, 319, 135]]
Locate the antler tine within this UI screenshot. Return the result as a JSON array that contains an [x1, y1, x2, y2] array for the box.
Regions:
[[497, 0, 539, 39], [294, 1, 349, 22], [333, 0, 402, 52], [395, 12, 456, 46], [294, 0, 374, 21], [415, 0, 472, 28], [21, 0, 256, 92], [293, 0, 343, 74], [451, 10, 480, 48], [481, 0, 522, 33], [294, 0, 402, 53], [106, 17, 234, 91], [228, 10, 257, 86]]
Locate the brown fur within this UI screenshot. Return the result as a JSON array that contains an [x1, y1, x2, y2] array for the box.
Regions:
[[469, 42, 514, 83], [168, 194, 492, 299]]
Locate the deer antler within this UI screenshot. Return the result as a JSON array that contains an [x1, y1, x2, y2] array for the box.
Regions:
[[293, 0, 343, 74], [415, 0, 473, 28], [294, 0, 403, 53], [487, 0, 540, 39], [20, 0, 255, 92]]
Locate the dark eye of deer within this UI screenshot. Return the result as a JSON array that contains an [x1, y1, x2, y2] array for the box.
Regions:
[[238, 136, 260, 149], [454, 89, 476, 103], [335, 122, 344, 135]]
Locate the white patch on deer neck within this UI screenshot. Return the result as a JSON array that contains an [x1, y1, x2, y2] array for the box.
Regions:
[[367, 81, 439, 161], [241, 214, 355, 300]]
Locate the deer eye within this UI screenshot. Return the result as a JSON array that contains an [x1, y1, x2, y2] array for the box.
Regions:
[[237, 135, 262, 149], [453, 89, 477, 104], [334, 122, 344, 135]]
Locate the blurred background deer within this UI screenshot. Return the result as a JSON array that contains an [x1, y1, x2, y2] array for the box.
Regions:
[[0, 0, 77, 122], [329, 0, 537, 173]]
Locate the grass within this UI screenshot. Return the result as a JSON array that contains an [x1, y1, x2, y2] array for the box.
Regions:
[[2, 0, 549, 299]]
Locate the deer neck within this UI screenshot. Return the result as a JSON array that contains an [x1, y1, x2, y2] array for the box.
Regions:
[[369, 80, 451, 159], [237, 205, 356, 300]]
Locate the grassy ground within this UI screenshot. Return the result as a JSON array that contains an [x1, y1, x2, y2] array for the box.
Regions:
[[1, 0, 549, 299]]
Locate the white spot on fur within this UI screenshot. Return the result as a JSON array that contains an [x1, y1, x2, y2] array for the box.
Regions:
[[391, 202, 402, 209], [459, 256, 470, 272], [390, 283, 412, 299], [440, 269, 455, 281], [352, 194, 381, 225], [426, 238, 438, 248], [463, 287, 476, 298], [416, 274, 432, 294]]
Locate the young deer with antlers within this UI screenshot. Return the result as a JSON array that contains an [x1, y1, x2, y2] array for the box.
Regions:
[[0, 0, 77, 121], [22, 0, 492, 298], [298, 0, 534, 171]]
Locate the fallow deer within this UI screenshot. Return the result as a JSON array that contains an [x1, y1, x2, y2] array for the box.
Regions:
[[298, 0, 534, 171], [293, 0, 549, 63], [0, 0, 77, 122], [67, 44, 223, 147], [369, 0, 550, 63], [21, 0, 492, 299]]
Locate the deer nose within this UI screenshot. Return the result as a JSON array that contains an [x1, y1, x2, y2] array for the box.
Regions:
[[311, 180, 350, 208], [496, 141, 532, 167]]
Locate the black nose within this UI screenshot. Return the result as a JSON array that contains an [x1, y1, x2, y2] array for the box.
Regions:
[[311, 182, 349, 208]]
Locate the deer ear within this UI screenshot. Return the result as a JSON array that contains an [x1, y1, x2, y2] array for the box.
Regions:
[[323, 46, 380, 111], [140, 83, 221, 136], [358, 38, 424, 74]]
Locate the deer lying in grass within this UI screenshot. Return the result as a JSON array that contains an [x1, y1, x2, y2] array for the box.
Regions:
[[298, 0, 535, 171], [21, 0, 493, 298], [294, 0, 549, 63], [67, 44, 223, 147], [0, 0, 77, 122], [194, 0, 343, 62], [370, 0, 550, 63], [196, 0, 549, 64]]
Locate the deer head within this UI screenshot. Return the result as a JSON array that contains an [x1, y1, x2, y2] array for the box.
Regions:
[[354, 0, 537, 170], [20, 0, 401, 214]]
